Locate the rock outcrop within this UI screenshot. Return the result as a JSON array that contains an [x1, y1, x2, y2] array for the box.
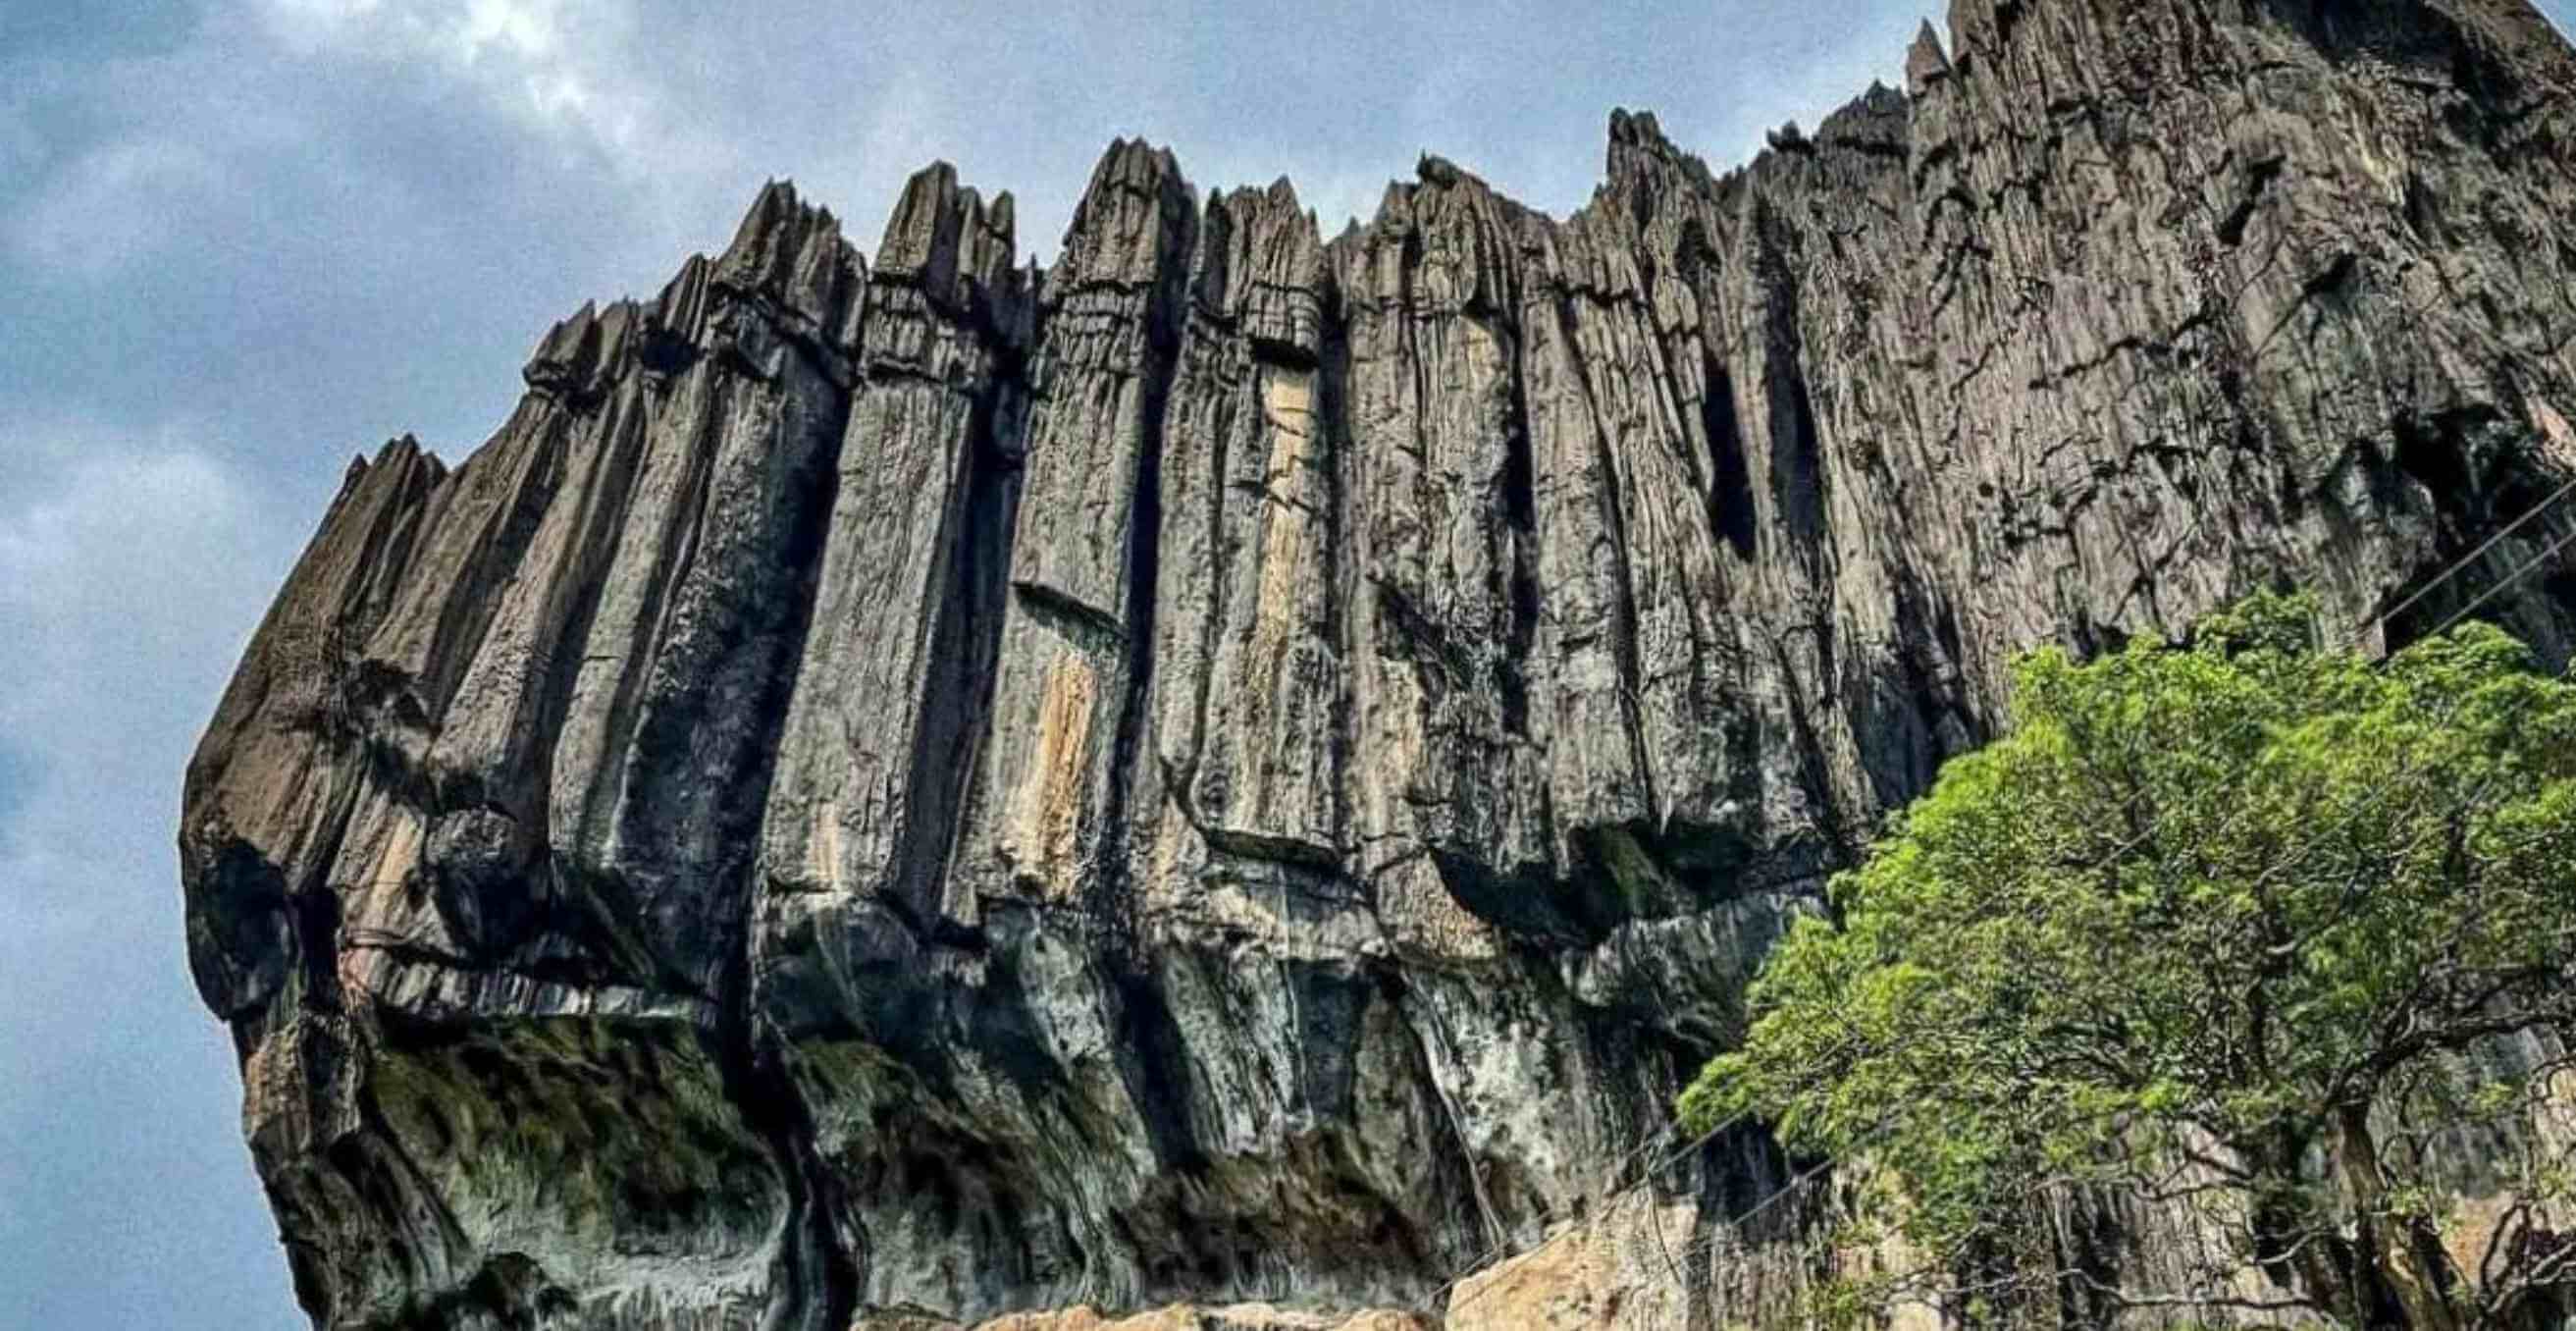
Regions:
[[183, 0, 2576, 1326]]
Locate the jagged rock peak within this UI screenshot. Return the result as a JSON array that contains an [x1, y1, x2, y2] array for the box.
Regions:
[[1412, 150, 1470, 189], [1056, 136, 1196, 289], [339, 432, 443, 492], [1906, 18, 1953, 92], [1604, 106, 1712, 185], [523, 296, 649, 397], [710, 178, 867, 354], [521, 181, 870, 401], [878, 161, 1024, 317], [1331, 148, 1536, 316], [1191, 178, 1328, 360], [1600, 105, 1725, 243]]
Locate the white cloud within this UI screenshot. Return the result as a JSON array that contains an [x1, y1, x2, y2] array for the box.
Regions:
[[5, 137, 227, 277], [459, 0, 564, 59], [0, 425, 292, 919], [0, 428, 302, 1328], [251, 0, 718, 184]]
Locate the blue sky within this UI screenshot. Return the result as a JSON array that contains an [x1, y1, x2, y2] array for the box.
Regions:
[[1, 1, 2569, 1326]]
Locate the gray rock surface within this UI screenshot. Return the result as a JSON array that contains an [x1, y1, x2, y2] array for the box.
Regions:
[[182, 0, 2576, 1326]]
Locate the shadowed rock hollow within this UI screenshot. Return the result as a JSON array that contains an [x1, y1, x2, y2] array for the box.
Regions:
[[182, 0, 2576, 1326]]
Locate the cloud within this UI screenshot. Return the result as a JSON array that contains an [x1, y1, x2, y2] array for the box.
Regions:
[[0, 104, 44, 177], [5, 136, 229, 277], [0, 4, 735, 468], [251, 0, 724, 189], [0, 428, 290, 907], [0, 423, 301, 1326]]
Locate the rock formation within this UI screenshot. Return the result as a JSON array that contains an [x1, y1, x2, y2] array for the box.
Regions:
[[182, 0, 2576, 1326]]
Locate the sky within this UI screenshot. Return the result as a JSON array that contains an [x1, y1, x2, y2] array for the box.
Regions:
[[1, 1, 2571, 1327]]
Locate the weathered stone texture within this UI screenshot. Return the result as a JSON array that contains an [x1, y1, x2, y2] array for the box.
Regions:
[[183, 0, 2576, 1326]]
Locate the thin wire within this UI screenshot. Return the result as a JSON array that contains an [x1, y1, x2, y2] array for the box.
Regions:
[[2419, 519, 2576, 642], [2374, 471, 2576, 635], [2048, 483, 2576, 896]]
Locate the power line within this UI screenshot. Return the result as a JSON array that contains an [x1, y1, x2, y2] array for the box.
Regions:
[[2067, 478, 2576, 878], [2374, 472, 2576, 636]]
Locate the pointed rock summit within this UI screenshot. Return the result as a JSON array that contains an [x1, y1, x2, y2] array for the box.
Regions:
[[1906, 19, 1953, 92]]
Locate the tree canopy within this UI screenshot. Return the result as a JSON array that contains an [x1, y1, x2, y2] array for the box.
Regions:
[[1683, 593, 2576, 1328]]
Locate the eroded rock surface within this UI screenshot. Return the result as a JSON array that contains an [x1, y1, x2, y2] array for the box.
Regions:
[[184, 0, 2576, 1326]]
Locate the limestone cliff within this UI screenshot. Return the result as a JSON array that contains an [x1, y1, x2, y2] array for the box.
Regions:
[[182, 0, 2576, 1326]]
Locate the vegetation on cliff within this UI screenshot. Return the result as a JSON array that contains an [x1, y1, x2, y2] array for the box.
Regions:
[[1686, 594, 2576, 1327]]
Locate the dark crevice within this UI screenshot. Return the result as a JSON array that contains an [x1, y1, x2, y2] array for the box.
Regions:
[[1370, 578, 1476, 693], [889, 374, 1029, 924], [2216, 154, 2286, 247], [2377, 408, 2576, 664], [2389, 407, 2484, 506], [1498, 322, 1541, 740], [1108, 966, 1208, 1175], [2301, 249, 2360, 300], [1993, 0, 2025, 45], [711, 981, 858, 1331], [1010, 580, 1128, 647], [1429, 848, 1610, 948], [1859, 574, 1977, 812], [1089, 416, 1169, 955], [1247, 332, 1322, 373], [1767, 639, 1858, 874], [289, 882, 346, 1015], [1703, 353, 1759, 560], [1750, 201, 1830, 570], [1772, 361, 1829, 558], [1089, 186, 1195, 974], [1316, 285, 1361, 874], [1197, 823, 1341, 872], [189, 841, 294, 1023], [2401, 170, 2445, 246], [867, 885, 992, 955]]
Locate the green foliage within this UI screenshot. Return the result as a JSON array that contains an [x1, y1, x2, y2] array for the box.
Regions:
[[1683, 591, 2576, 1324]]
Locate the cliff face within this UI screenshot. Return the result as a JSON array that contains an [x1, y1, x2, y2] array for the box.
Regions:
[[181, 1, 2576, 1326]]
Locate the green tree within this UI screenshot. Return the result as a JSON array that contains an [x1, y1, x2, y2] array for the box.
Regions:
[[1684, 593, 2576, 1328]]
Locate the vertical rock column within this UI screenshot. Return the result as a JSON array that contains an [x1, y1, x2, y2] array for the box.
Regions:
[[1137, 179, 1345, 912], [1328, 158, 1554, 955], [757, 162, 1032, 1004], [745, 163, 1045, 1323], [955, 138, 1198, 923]]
